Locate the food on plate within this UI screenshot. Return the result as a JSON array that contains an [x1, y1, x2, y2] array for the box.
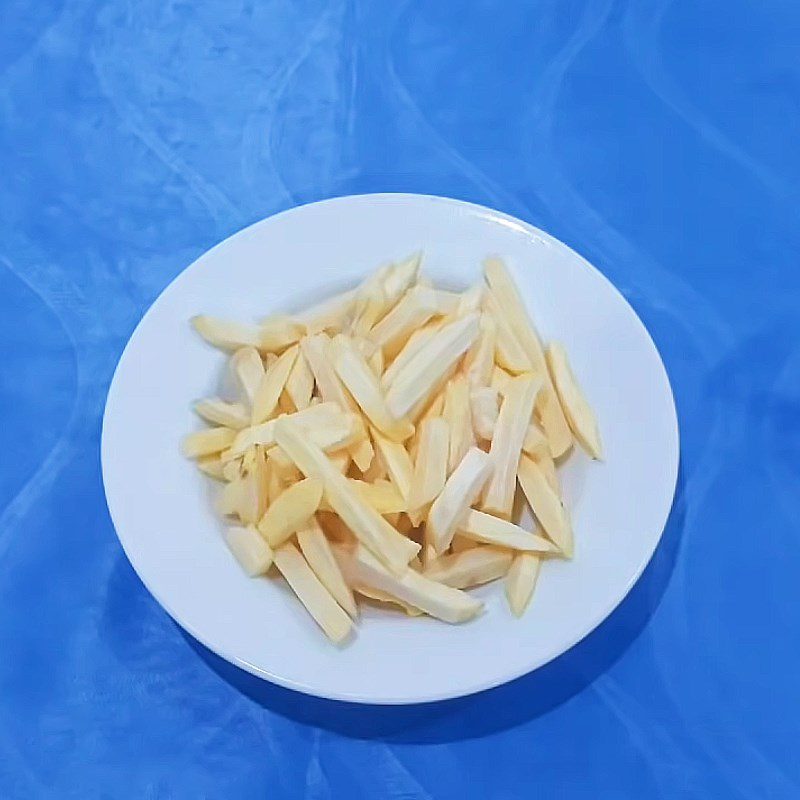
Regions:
[[183, 254, 601, 642]]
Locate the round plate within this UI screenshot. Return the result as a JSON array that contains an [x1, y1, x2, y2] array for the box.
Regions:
[[102, 194, 679, 705]]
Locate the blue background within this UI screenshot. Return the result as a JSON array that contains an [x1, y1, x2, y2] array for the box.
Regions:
[[1, 1, 799, 797]]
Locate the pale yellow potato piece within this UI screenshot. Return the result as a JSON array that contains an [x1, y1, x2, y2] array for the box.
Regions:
[[517, 454, 573, 557], [197, 455, 225, 480], [522, 420, 550, 459], [385, 313, 480, 419], [236, 454, 268, 524], [297, 289, 355, 335], [443, 376, 475, 475], [297, 519, 358, 617], [382, 252, 422, 304], [194, 398, 250, 430], [369, 285, 440, 357], [470, 386, 499, 441], [456, 283, 484, 316], [222, 458, 243, 482], [257, 477, 324, 547], [457, 509, 558, 553], [354, 585, 424, 617], [463, 314, 496, 387], [380, 323, 441, 389], [428, 447, 493, 554], [505, 552, 541, 617], [371, 429, 413, 500], [425, 546, 513, 589], [217, 476, 245, 517], [273, 542, 353, 644], [265, 446, 302, 483], [546, 342, 603, 459], [531, 448, 560, 494], [224, 524, 274, 576], [300, 333, 354, 411], [336, 544, 483, 624], [490, 365, 513, 396], [407, 417, 449, 525], [433, 289, 461, 316], [182, 427, 236, 458], [191, 314, 302, 353], [273, 419, 419, 572], [481, 374, 541, 519], [285, 349, 314, 411], [483, 290, 533, 374], [348, 420, 376, 473], [251, 345, 299, 424], [266, 464, 285, 504], [368, 347, 384, 378], [332, 337, 414, 442], [349, 479, 407, 514], [230, 347, 265, 405]]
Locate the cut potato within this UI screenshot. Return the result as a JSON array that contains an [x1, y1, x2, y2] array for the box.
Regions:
[[470, 386, 499, 441], [407, 417, 449, 525], [428, 447, 492, 554], [464, 314, 496, 388], [443, 376, 474, 475], [531, 448, 560, 494], [297, 519, 358, 617], [505, 553, 541, 617], [285, 349, 314, 411], [380, 323, 440, 389], [273, 542, 353, 644], [300, 333, 354, 411], [251, 344, 299, 424], [197, 455, 225, 480], [231, 347, 265, 406], [546, 342, 602, 459], [522, 420, 550, 459], [517, 454, 573, 556], [457, 509, 557, 553], [192, 314, 303, 353], [384, 313, 480, 419], [383, 252, 422, 305], [194, 398, 250, 430], [224, 525, 274, 576], [484, 289, 533, 374], [425, 547, 512, 589], [371, 429, 414, 501], [369, 285, 440, 357], [297, 289, 355, 335], [182, 427, 236, 458], [257, 476, 324, 547], [354, 585, 424, 617], [481, 374, 541, 519]]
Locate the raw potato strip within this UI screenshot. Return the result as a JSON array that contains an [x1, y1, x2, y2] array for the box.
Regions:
[[197, 455, 225, 480], [332, 337, 414, 442], [191, 314, 303, 353], [433, 289, 461, 315], [371, 429, 414, 501], [425, 547, 513, 589], [369, 285, 439, 356], [368, 347, 384, 378], [251, 345, 299, 424], [297, 519, 358, 617], [231, 347, 265, 405], [428, 447, 492, 554], [483, 290, 532, 374], [382, 252, 422, 305], [354, 585, 424, 617], [456, 283, 484, 316], [483, 257, 572, 456], [273, 420, 419, 572], [505, 553, 542, 617], [380, 324, 440, 389], [224, 525, 274, 576], [350, 479, 406, 514], [273, 543, 353, 644], [297, 289, 355, 334], [463, 315, 496, 387], [407, 418, 449, 525], [385, 313, 480, 419], [182, 427, 236, 458], [481, 374, 541, 519], [546, 342, 603, 459], [285, 349, 314, 411], [470, 386, 499, 440], [531, 448, 560, 494], [522, 421, 550, 459], [257, 477, 324, 547], [336, 545, 483, 624], [458, 509, 558, 553], [194, 399, 250, 430], [443, 376, 474, 474], [517, 454, 573, 556], [301, 334, 354, 410]]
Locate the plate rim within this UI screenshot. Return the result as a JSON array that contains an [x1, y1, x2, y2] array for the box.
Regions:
[[101, 192, 680, 705]]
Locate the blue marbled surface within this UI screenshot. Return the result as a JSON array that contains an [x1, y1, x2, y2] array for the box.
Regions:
[[2, 1, 799, 797]]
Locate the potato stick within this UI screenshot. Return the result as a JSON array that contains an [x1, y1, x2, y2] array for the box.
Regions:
[[297, 289, 355, 334], [301, 333, 354, 411], [432, 289, 461, 316], [257, 477, 324, 547], [368, 347, 384, 378], [505, 553, 541, 616], [372, 428, 414, 501], [182, 427, 236, 458], [197, 455, 225, 480], [483, 257, 573, 455], [236, 455, 268, 524], [285, 349, 314, 411], [456, 283, 484, 316], [354, 585, 424, 617], [266, 463, 285, 503], [463, 314, 496, 387], [231, 347, 265, 405], [385, 313, 480, 419], [273, 419, 419, 572], [407, 417, 449, 525], [327, 479, 406, 515], [470, 386, 499, 440], [273, 542, 353, 644], [194, 398, 250, 430], [382, 252, 421, 304], [517, 454, 573, 556], [531, 448, 560, 495], [428, 447, 492, 554], [297, 519, 358, 617], [457, 509, 558, 553], [369, 285, 440, 357], [217, 476, 245, 517], [332, 337, 414, 442], [484, 289, 532, 374], [337, 544, 483, 624], [546, 342, 602, 459], [481, 374, 541, 519], [443, 376, 474, 475], [380, 323, 440, 389], [522, 420, 550, 459], [223, 525, 274, 576], [251, 344, 299, 424], [223, 458, 243, 482], [425, 547, 513, 589], [348, 416, 375, 472], [191, 314, 303, 353]]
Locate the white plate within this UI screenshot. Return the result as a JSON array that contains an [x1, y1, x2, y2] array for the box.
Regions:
[[102, 194, 678, 705]]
